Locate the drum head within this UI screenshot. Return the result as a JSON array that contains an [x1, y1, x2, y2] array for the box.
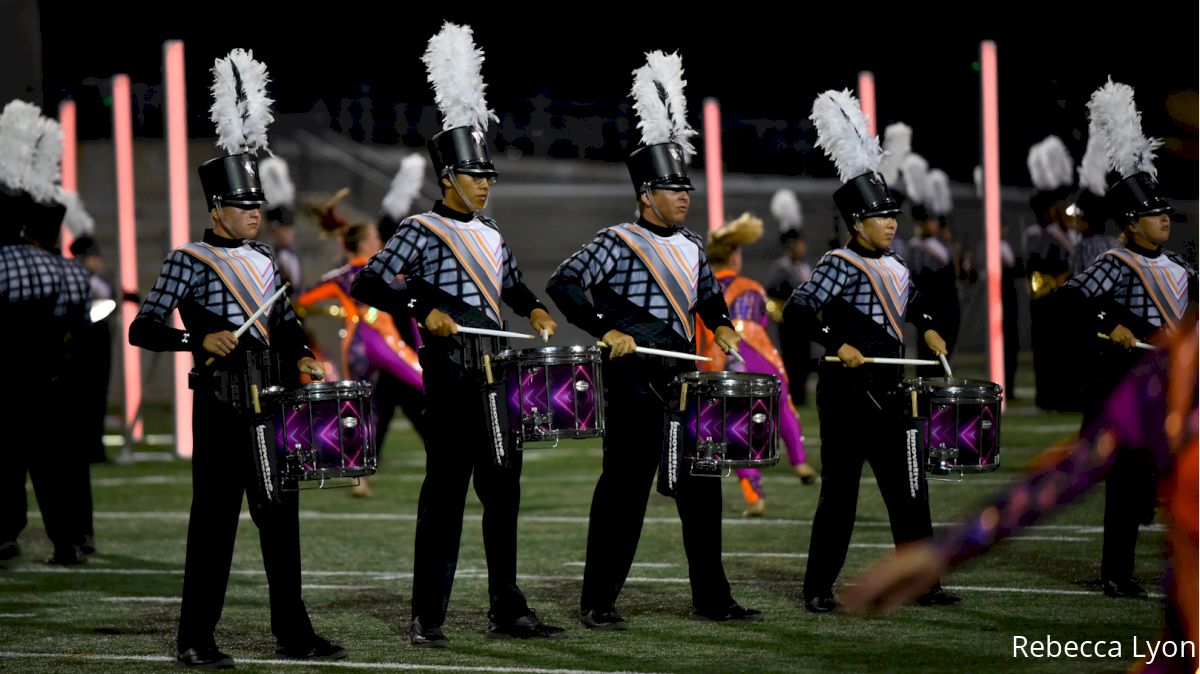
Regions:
[[499, 345, 602, 367], [676, 371, 779, 397], [903, 377, 1002, 402], [294, 380, 373, 401]]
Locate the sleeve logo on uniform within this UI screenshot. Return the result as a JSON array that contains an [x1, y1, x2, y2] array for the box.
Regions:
[[181, 333, 190, 344]]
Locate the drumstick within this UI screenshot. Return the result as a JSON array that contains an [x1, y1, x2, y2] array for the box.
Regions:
[[910, 389, 918, 418], [205, 283, 291, 366], [1095, 332, 1155, 351], [822, 356, 939, 366], [483, 354, 494, 385], [422, 324, 537, 340], [595, 341, 713, 363], [541, 328, 549, 343], [726, 348, 746, 365], [939, 354, 953, 377], [250, 384, 262, 415]]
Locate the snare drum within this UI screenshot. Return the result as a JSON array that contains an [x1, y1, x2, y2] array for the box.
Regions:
[[260, 380, 378, 483], [901, 377, 1003, 475], [666, 372, 781, 475], [493, 346, 604, 444]]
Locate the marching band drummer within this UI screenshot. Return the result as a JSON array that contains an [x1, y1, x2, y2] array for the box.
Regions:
[[547, 51, 760, 630], [349, 23, 562, 646], [784, 90, 959, 613], [128, 50, 343, 668]]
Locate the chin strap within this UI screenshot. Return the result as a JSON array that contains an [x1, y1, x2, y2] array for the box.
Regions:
[[448, 168, 486, 216]]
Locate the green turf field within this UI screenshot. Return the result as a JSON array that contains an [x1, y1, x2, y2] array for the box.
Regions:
[[0, 359, 1169, 673]]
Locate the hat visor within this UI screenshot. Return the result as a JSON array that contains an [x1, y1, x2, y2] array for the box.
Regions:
[[860, 206, 902, 220]]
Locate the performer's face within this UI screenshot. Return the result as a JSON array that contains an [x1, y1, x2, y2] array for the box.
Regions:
[[445, 173, 494, 212], [644, 188, 690, 226], [212, 204, 262, 240], [857, 216, 897, 250], [1136, 213, 1171, 244]]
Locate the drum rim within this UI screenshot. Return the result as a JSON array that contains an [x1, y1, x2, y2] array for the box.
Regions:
[[271, 380, 374, 401], [676, 371, 780, 395], [496, 345, 603, 365], [901, 377, 1003, 395]]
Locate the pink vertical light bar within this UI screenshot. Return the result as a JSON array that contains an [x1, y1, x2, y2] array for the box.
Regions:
[[703, 98, 724, 232], [857, 71, 877, 137], [164, 40, 193, 458], [59, 100, 77, 257], [113, 74, 144, 442], [980, 41, 1004, 404]]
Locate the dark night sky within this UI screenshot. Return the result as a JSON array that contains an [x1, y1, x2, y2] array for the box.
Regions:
[[35, 2, 1200, 195]]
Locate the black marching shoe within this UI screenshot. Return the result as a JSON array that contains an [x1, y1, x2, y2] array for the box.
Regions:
[[0, 540, 19, 561], [916, 586, 963, 606], [175, 646, 234, 669], [487, 612, 567, 640], [804, 595, 839, 613], [81, 534, 96, 555], [689, 604, 764, 622], [1103, 578, 1148, 598], [409, 619, 449, 648], [46, 545, 86, 566], [275, 635, 346, 660], [579, 608, 630, 631]]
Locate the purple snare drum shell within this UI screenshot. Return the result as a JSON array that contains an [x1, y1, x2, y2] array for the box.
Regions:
[[263, 381, 377, 482], [675, 372, 781, 470], [904, 377, 1003, 474], [495, 346, 604, 443]]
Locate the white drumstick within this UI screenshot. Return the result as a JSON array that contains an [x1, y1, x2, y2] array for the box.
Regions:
[[452, 325, 537, 340], [596, 341, 713, 363], [1095, 332, 1155, 351], [939, 354, 953, 377], [541, 328, 549, 343], [823, 356, 940, 366], [727, 348, 746, 365], [205, 282, 290, 366]]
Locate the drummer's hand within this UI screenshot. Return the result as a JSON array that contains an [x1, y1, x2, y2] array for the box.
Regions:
[[424, 308, 458, 337], [841, 541, 945, 614], [714, 325, 740, 355], [530, 308, 557, 341], [1110, 324, 1137, 350], [602, 330, 637, 359], [203, 331, 238, 357], [923, 330, 948, 356], [297, 357, 324, 379], [836, 343, 865, 368]]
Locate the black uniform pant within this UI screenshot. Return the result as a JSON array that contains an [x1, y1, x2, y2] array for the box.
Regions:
[[1082, 344, 1156, 583], [580, 355, 735, 614], [372, 370, 431, 462], [803, 365, 933, 598], [410, 353, 529, 627], [177, 392, 315, 652]]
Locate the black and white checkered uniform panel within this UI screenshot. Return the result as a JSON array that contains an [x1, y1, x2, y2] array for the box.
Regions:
[[1065, 251, 1196, 328], [0, 244, 61, 303], [55, 257, 92, 319], [790, 250, 912, 342], [553, 228, 719, 341], [367, 214, 523, 326], [1071, 236, 1115, 276], [138, 245, 297, 332]]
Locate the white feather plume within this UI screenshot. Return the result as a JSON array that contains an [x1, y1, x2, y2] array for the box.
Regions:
[[973, 165, 983, 199], [810, 89, 883, 182], [209, 49, 274, 155], [902, 153, 929, 204], [382, 154, 428, 219], [1087, 78, 1162, 180], [879, 122, 912, 185], [422, 22, 497, 132], [259, 156, 295, 207], [0, 100, 44, 192], [770, 189, 803, 232], [1027, 136, 1073, 190], [926, 169, 953, 217], [60, 190, 94, 237], [1077, 134, 1108, 196], [25, 116, 62, 204], [630, 51, 696, 155]]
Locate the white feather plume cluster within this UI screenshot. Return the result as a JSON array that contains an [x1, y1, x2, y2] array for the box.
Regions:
[[630, 51, 696, 155], [1086, 78, 1161, 180], [1027, 135, 1074, 191], [259, 156, 295, 207], [210, 49, 274, 155], [810, 90, 883, 183], [0, 100, 63, 204], [1077, 134, 1109, 196], [382, 154, 428, 219], [423, 22, 497, 133], [60, 190, 94, 237], [879, 122, 912, 185], [770, 188, 803, 233], [926, 169, 953, 217], [902, 153, 929, 204]]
